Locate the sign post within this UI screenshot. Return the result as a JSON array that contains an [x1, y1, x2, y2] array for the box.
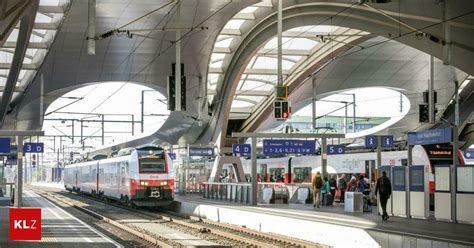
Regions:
[[0, 130, 44, 207]]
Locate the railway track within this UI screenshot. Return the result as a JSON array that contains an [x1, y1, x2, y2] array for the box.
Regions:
[[34, 187, 323, 247]]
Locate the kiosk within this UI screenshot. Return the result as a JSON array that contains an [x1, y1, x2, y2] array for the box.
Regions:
[[456, 166, 474, 224], [410, 165, 429, 219], [378, 166, 392, 217], [434, 165, 451, 221], [391, 166, 406, 217]]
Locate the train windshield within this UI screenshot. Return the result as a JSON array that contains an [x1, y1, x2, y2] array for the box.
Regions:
[[139, 158, 166, 173]]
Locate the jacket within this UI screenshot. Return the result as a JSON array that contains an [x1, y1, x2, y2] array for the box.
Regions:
[[346, 178, 358, 192], [375, 175, 392, 197], [321, 181, 331, 194], [357, 179, 367, 192], [338, 178, 347, 191], [311, 175, 323, 192]]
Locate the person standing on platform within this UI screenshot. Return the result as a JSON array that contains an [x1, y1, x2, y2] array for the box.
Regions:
[[357, 175, 367, 193], [346, 174, 358, 192], [311, 171, 323, 208], [338, 174, 347, 203], [375, 171, 392, 221], [321, 176, 332, 206], [329, 175, 337, 204]]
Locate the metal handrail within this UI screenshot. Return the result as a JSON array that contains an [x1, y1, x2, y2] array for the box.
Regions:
[[201, 182, 251, 204]]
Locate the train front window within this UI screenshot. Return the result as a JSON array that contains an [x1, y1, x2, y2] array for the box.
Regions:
[[139, 158, 166, 173]]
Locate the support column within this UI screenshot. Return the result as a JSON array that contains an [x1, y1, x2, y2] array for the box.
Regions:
[[175, 2, 182, 111], [101, 115, 105, 145], [377, 136, 382, 169], [406, 145, 412, 218], [321, 138, 327, 178], [131, 115, 135, 135], [277, 0, 283, 86], [451, 80, 459, 222], [251, 137, 257, 206], [87, 0, 96, 55], [311, 77, 317, 130], [344, 102, 348, 134], [352, 94, 356, 133], [40, 74, 44, 124], [141, 90, 145, 133], [429, 55, 435, 124], [14, 136, 23, 207]]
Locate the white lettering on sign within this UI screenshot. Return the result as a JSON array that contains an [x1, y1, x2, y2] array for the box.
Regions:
[[14, 220, 37, 229]]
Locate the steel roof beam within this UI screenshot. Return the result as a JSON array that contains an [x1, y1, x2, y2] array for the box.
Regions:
[[209, 89, 271, 96], [213, 47, 231, 54], [0, 86, 25, 92], [37, 5, 64, 14], [244, 68, 290, 75], [209, 67, 289, 75], [233, 12, 255, 20], [0, 63, 37, 70], [0, 1, 38, 128], [220, 28, 241, 36], [258, 48, 311, 56], [3, 41, 48, 49]]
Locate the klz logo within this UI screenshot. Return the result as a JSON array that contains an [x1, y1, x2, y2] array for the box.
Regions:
[[9, 208, 41, 240]]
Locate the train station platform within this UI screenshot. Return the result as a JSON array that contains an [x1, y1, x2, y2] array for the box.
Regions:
[[174, 195, 474, 248], [0, 190, 122, 247]]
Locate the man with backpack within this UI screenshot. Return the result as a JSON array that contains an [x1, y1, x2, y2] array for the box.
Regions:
[[311, 171, 323, 208], [375, 171, 392, 221]]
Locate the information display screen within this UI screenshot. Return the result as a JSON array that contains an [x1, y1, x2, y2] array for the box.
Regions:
[[410, 166, 424, 192]]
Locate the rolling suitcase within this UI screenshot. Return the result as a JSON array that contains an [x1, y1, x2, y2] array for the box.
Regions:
[[323, 194, 334, 206]]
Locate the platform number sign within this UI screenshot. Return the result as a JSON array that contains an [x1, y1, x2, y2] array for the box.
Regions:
[[232, 144, 251, 155], [365, 135, 378, 148], [0, 138, 11, 153], [327, 145, 345, 155], [23, 143, 44, 153], [381, 135, 394, 148]]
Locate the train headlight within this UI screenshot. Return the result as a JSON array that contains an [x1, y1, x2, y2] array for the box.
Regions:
[[140, 181, 145, 186], [144, 181, 149, 186], [163, 181, 168, 185]]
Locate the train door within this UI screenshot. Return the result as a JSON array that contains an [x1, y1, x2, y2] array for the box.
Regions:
[[259, 164, 267, 182]]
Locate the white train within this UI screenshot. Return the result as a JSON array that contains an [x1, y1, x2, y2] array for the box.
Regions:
[[220, 145, 465, 193], [64, 145, 174, 207]]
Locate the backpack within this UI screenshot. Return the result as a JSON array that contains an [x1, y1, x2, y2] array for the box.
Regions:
[[316, 177, 323, 189]]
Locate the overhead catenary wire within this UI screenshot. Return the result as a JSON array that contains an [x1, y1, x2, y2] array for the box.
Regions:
[[82, 0, 232, 120]]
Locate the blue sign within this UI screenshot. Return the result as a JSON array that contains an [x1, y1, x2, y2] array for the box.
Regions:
[[465, 150, 474, 159], [23, 143, 44, 153], [381, 135, 394, 148], [188, 147, 215, 157], [0, 138, 11, 153], [408, 128, 452, 145], [365, 135, 378, 148], [232, 144, 251, 155], [263, 139, 315, 155], [168, 152, 176, 160], [327, 145, 345, 155]]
